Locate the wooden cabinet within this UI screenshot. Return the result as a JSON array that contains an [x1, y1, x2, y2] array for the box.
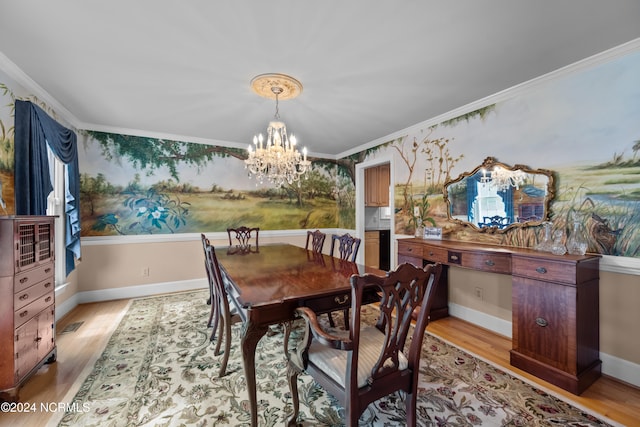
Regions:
[[364, 231, 380, 268], [510, 254, 600, 395], [0, 216, 57, 401], [396, 237, 601, 394], [365, 164, 390, 207]]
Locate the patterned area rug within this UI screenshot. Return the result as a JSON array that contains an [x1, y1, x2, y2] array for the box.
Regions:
[[56, 290, 616, 426]]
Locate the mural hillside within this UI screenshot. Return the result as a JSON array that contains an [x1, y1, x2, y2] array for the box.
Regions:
[[372, 50, 640, 258], [79, 131, 355, 236]]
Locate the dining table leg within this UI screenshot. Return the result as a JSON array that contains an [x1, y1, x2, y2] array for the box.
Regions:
[[241, 318, 270, 427]]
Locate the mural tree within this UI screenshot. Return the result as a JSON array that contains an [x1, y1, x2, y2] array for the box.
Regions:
[[88, 131, 247, 181], [392, 129, 463, 213]]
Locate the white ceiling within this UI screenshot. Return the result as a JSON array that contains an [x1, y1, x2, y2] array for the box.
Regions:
[[1, 1, 640, 157]]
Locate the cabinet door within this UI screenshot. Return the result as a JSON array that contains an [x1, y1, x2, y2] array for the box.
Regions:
[[512, 276, 574, 374], [14, 219, 54, 273], [364, 231, 379, 267], [15, 317, 39, 382], [37, 307, 55, 362], [377, 163, 390, 206], [364, 167, 379, 206]]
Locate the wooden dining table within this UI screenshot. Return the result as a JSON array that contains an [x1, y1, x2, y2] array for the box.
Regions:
[[216, 243, 384, 427]]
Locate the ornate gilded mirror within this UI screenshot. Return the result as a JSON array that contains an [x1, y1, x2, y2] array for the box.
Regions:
[[443, 157, 555, 233]]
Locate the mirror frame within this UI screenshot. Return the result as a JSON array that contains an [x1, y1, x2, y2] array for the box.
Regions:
[[443, 157, 556, 233]]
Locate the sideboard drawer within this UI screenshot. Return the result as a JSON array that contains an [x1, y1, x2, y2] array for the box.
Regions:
[[422, 245, 448, 264], [462, 252, 511, 274], [512, 256, 578, 285], [398, 241, 423, 258]]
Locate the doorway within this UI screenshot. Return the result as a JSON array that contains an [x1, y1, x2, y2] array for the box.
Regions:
[[355, 157, 394, 270]]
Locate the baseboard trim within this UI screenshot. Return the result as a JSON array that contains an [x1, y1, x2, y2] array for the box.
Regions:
[[447, 302, 640, 389], [448, 302, 513, 338], [55, 278, 208, 321]]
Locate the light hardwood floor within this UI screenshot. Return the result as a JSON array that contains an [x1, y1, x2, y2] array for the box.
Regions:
[[1, 296, 639, 426]]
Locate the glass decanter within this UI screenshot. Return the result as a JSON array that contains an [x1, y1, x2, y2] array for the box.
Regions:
[[534, 221, 554, 252], [566, 218, 588, 255], [551, 229, 567, 255]]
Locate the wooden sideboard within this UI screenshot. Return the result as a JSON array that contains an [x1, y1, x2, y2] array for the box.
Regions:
[[398, 237, 601, 395]]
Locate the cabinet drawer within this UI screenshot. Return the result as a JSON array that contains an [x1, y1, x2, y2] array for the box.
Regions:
[[422, 246, 448, 264], [462, 252, 511, 274], [512, 256, 577, 285], [398, 241, 423, 258], [14, 292, 54, 328], [14, 262, 54, 293], [15, 277, 54, 311]]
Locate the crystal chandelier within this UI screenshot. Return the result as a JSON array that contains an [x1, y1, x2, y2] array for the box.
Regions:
[[481, 166, 526, 191], [245, 74, 311, 187]]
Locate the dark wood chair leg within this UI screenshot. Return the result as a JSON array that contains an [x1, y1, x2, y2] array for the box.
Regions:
[[213, 319, 223, 354], [287, 365, 301, 427], [218, 316, 232, 377], [327, 313, 336, 328], [406, 391, 418, 427]]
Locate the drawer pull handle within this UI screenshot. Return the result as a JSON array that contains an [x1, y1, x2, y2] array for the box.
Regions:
[[20, 310, 29, 318], [44, 282, 52, 288], [20, 277, 29, 284], [45, 296, 52, 303], [19, 293, 29, 301], [535, 267, 547, 274], [429, 251, 434, 256], [450, 255, 459, 261], [334, 295, 349, 305], [485, 260, 495, 266], [407, 248, 413, 252], [45, 268, 52, 273], [535, 317, 548, 327], [35, 336, 42, 342]]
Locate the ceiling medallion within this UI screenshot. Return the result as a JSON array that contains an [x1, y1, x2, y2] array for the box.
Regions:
[[250, 73, 303, 100]]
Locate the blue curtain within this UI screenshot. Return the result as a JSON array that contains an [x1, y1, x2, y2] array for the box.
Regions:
[[14, 100, 81, 277]]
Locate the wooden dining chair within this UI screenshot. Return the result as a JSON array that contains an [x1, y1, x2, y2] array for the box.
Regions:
[[328, 233, 361, 328], [286, 262, 443, 427], [201, 233, 214, 309], [329, 233, 361, 262], [203, 240, 247, 377], [305, 229, 326, 253], [227, 226, 260, 253]]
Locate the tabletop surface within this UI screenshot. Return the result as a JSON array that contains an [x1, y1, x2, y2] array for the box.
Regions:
[[217, 243, 384, 308]]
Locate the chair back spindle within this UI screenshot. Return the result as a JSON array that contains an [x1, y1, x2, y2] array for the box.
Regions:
[[306, 229, 326, 253], [330, 233, 361, 262], [227, 226, 260, 253]]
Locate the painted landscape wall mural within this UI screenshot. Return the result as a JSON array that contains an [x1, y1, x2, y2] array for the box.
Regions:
[[367, 49, 640, 257], [78, 131, 352, 235]]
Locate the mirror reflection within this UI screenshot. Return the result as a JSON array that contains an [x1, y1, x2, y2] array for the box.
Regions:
[[443, 157, 555, 233]]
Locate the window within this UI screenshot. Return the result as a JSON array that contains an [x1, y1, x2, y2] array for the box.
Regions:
[[46, 148, 67, 288]]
